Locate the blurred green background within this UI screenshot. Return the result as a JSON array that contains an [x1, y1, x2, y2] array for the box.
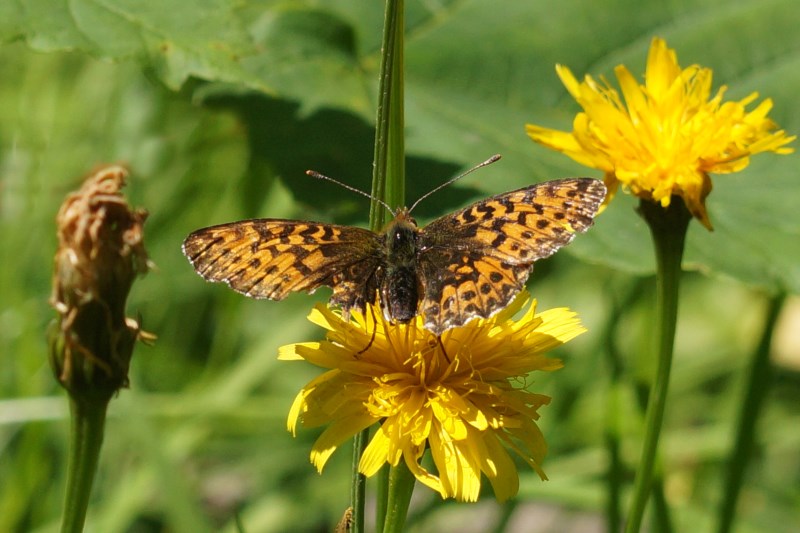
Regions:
[[1, 1, 798, 532]]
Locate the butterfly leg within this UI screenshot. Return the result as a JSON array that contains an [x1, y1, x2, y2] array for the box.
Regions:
[[436, 335, 451, 364], [357, 303, 379, 356]]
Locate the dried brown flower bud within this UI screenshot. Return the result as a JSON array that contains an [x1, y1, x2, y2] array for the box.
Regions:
[[334, 507, 353, 533], [49, 165, 152, 400]]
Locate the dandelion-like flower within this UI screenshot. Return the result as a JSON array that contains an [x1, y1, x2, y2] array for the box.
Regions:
[[281, 291, 585, 502], [526, 37, 795, 230]]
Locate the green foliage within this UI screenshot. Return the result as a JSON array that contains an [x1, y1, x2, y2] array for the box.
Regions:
[[1, 1, 798, 532]]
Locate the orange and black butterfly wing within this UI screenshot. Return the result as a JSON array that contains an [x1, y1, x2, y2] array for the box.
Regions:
[[182, 219, 385, 317], [417, 178, 606, 334], [417, 249, 531, 334]]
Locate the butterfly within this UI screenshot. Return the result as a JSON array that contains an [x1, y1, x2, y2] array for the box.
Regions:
[[182, 164, 606, 335]]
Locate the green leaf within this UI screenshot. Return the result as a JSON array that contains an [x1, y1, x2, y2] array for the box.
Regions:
[[1, 0, 262, 90]]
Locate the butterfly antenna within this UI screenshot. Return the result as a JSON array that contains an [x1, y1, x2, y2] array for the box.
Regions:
[[305, 170, 395, 216], [408, 154, 501, 213]]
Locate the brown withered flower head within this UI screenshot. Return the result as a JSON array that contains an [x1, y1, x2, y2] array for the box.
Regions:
[[49, 166, 152, 400]]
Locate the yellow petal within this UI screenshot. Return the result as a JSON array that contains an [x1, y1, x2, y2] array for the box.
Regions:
[[311, 413, 375, 472], [479, 433, 519, 502]]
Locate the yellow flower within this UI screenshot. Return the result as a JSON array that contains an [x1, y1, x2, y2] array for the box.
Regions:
[[280, 291, 585, 502], [526, 37, 795, 230]]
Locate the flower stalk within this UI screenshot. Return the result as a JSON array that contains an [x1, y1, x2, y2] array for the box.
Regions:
[[59, 396, 108, 533], [49, 166, 150, 533], [625, 197, 691, 533], [382, 459, 415, 533], [370, 0, 405, 228], [363, 0, 406, 530]]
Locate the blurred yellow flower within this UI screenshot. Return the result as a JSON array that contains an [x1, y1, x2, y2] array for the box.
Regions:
[[526, 37, 795, 230], [281, 291, 585, 502]]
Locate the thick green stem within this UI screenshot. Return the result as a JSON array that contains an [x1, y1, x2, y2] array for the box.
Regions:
[[624, 198, 691, 533], [361, 0, 406, 532], [382, 461, 415, 533], [374, 465, 390, 533], [370, 0, 405, 229], [60, 396, 109, 533], [632, 385, 673, 533], [716, 293, 785, 533]]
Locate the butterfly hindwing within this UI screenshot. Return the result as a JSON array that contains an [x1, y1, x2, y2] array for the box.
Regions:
[[416, 178, 606, 333], [417, 249, 530, 334], [182, 219, 384, 315]]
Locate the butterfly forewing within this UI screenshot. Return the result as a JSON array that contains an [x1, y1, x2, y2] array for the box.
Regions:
[[182, 219, 384, 313], [417, 178, 606, 334]]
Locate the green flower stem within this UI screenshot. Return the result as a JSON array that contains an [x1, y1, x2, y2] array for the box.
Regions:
[[350, 429, 369, 533], [370, 0, 405, 229], [625, 198, 691, 533], [375, 465, 390, 533], [382, 461, 415, 533], [384, 2, 405, 213], [716, 292, 786, 533], [60, 396, 110, 533], [632, 388, 673, 533], [362, 0, 406, 532]]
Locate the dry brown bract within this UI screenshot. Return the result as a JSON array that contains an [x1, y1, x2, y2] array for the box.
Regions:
[[50, 165, 151, 396]]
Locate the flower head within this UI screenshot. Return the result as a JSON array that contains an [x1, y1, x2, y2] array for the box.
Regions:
[[526, 37, 795, 230], [281, 291, 585, 502], [50, 166, 152, 399]]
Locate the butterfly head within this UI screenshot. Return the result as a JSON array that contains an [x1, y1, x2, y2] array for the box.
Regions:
[[393, 207, 416, 224], [384, 208, 419, 267]]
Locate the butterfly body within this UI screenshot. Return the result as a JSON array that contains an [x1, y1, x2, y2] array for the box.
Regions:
[[381, 210, 421, 323], [183, 178, 606, 335]]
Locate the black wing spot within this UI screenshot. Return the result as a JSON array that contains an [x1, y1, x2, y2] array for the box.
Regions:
[[443, 295, 455, 310], [491, 233, 507, 247]]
